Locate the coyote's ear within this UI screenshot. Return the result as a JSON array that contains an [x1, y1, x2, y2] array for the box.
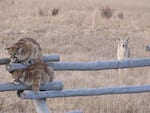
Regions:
[[125, 37, 129, 41], [117, 38, 121, 43], [5, 47, 10, 50]]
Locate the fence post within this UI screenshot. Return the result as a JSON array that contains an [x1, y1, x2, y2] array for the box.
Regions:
[[33, 99, 50, 113]]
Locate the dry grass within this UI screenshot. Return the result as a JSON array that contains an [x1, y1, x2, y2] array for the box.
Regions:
[[0, 0, 150, 113], [38, 8, 47, 16], [0, 98, 4, 111], [118, 11, 124, 19]]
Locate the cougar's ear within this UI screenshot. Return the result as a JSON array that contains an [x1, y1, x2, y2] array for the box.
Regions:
[[22, 72, 26, 76], [22, 72, 26, 77], [5, 47, 10, 53]]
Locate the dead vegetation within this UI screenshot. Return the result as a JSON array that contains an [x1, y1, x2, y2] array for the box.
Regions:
[[38, 8, 45, 16], [38, 8, 48, 16], [118, 11, 124, 19], [16, 101, 28, 113], [101, 6, 113, 19], [0, 98, 4, 111], [52, 8, 59, 16]]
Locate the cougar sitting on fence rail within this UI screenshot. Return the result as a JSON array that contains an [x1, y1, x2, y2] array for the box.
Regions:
[[5, 37, 42, 65]]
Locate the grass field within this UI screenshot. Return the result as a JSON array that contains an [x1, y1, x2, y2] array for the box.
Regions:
[[0, 0, 150, 113]]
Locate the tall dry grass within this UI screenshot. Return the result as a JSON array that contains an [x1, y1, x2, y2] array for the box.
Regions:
[[0, 0, 150, 113]]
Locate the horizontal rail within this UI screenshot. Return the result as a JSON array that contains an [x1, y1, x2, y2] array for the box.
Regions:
[[0, 54, 60, 65], [42, 54, 60, 62], [0, 58, 10, 65], [20, 84, 150, 99], [6, 57, 150, 72], [0, 81, 63, 92]]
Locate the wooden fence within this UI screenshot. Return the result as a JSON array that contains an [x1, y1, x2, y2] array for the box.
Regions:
[[1, 54, 150, 113]]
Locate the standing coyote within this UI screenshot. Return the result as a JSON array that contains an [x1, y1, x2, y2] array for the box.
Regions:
[[117, 37, 130, 74], [6, 37, 42, 65], [117, 37, 130, 60], [11, 61, 54, 93]]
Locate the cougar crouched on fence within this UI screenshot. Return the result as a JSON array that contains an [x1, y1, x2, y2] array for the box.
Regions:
[[5, 37, 54, 93], [6, 37, 42, 65], [11, 61, 54, 93]]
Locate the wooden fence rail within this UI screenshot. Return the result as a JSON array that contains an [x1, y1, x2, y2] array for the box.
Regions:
[[20, 84, 150, 99], [3, 55, 150, 113], [0, 81, 63, 92], [6, 57, 150, 72], [0, 54, 60, 65]]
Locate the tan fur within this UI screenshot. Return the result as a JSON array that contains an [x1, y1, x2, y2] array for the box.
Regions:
[[6, 37, 42, 65], [11, 61, 54, 93], [117, 37, 130, 60]]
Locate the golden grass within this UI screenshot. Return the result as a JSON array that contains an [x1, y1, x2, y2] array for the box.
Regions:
[[0, 0, 150, 112]]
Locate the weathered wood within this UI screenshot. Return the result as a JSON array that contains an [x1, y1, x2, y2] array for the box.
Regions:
[[0, 54, 60, 65], [0, 58, 10, 65], [6, 63, 26, 72], [43, 54, 60, 62], [6, 57, 150, 72], [47, 58, 150, 70], [20, 85, 150, 99], [33, 99, 50, 113], [0, 81, 63, 92]]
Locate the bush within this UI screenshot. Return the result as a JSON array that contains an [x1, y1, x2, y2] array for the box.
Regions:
[[52, 8, 59, 16], [101, 7, 113, 19]]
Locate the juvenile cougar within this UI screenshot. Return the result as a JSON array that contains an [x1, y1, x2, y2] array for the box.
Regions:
[[11, 61, 54, 93], [6, 37, 42, 65]]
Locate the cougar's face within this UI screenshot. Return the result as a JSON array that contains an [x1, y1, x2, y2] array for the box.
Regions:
[[12, 70, 25, 85], [6, 44, 26, 63]]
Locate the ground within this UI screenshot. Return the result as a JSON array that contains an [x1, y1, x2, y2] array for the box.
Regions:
[[0, 0, 150, 113]]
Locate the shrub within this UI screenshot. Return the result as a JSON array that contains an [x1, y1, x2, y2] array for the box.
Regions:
[[38, 8, 46, 16], [52, 8, 59, 16], [101, 6, 113, 19]]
